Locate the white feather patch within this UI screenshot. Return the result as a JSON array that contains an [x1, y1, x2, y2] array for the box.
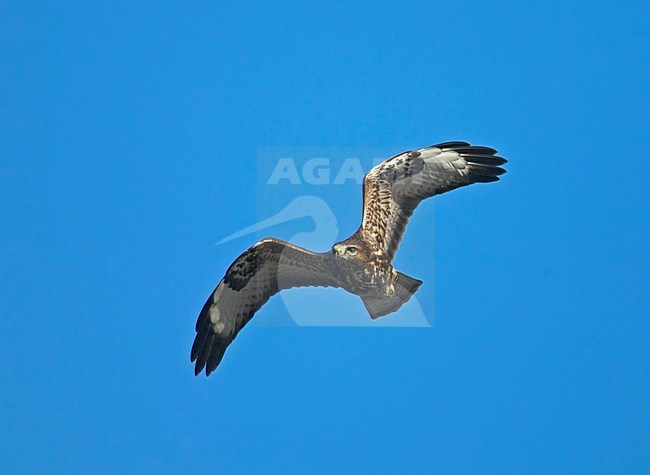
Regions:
[[209, 305, 221, 324], [417, 147, 442, 160], [212, 284, 224, 303]]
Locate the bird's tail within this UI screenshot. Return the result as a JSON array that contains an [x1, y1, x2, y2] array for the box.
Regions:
[[361, 272, 423, 319]]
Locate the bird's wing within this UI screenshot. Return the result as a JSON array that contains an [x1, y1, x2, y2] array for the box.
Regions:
[[361, 141, 507, 261], [191, 238, 337, 376]]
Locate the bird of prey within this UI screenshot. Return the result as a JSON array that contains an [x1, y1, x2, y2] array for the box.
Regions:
[[192, 141, 507, 376]]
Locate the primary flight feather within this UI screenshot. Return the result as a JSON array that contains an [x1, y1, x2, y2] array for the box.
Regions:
[[192, 141, 507, 376]]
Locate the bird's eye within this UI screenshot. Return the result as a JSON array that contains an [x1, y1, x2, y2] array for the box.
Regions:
[[347, 247, 358, 255]]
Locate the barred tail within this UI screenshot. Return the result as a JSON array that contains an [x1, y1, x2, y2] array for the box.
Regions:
[[361, 272, 423, 319]]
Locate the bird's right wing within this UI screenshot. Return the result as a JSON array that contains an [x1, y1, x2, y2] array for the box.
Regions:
[[191, 238, 337, 376], [360, 141, 507, 262]]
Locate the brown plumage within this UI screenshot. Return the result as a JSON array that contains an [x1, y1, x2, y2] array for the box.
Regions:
[[192, 141, 507, 376]]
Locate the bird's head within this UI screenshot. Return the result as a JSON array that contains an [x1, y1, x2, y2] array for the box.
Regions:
[[332, 236, 369, 261]]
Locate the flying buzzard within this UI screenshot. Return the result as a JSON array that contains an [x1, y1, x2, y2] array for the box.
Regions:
[[192, 141, 507, 376]]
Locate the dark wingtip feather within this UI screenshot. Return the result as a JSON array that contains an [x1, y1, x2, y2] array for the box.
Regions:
[[206, 344, 227, 376], [194, 363, 203, 376], [469, 164, 507, 178], [433, 140, 471, 149], [472, 175, 501, 183], [193, 328, 230, 376], [464, 154, 508, 166], [195, 293, 214, 332], [456, 146, 498, 155], [194, 332, 215, 376], [473, 165, 507, 176], [191, 315, 212, 362]]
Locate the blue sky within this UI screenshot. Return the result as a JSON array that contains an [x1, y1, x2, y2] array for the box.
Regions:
[[1, 1, 648, 473]]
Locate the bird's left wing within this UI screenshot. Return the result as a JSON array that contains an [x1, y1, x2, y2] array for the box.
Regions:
[[360, 141, 507, 261], [191, 238, 337, 376]]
